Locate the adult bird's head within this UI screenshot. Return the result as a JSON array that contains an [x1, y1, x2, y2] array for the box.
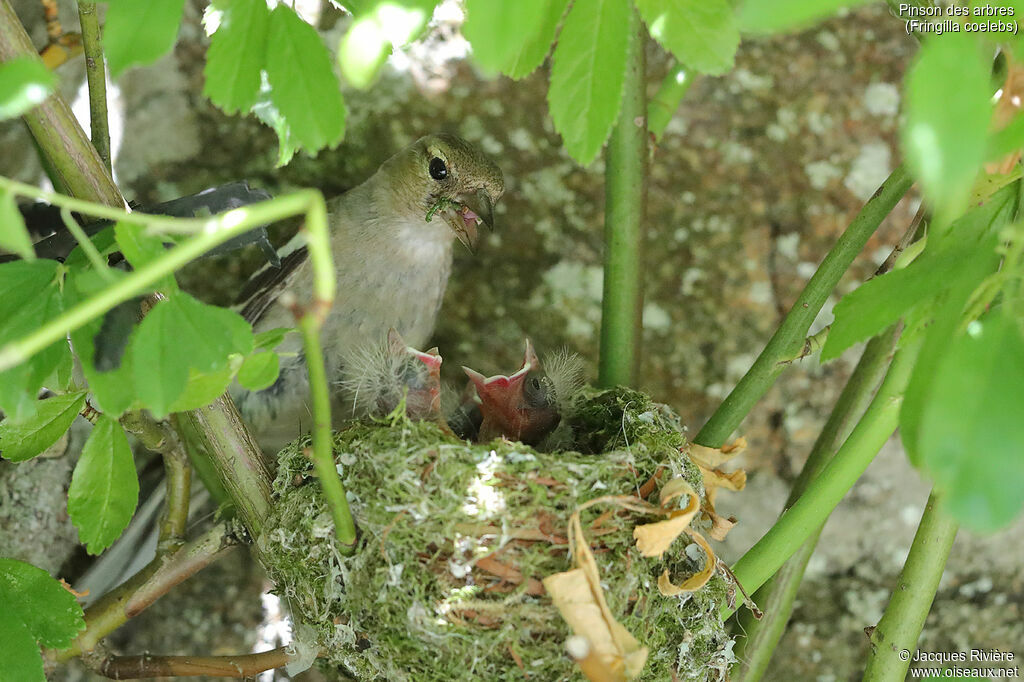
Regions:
[[381, 133, 505, 252]]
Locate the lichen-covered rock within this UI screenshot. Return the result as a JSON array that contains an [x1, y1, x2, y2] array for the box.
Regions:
[[259, 388, 733, 681]]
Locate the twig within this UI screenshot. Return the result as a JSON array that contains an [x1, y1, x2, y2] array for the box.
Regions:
[[695, 165, 913, 448], [56, 522, 237, 661], [84, 645, 294, 679], [599, 6, 647, 388], [76, 1, 111, 172], [60, 206, 114, 277]]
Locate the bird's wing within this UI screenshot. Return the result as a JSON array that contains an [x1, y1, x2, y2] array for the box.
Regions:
[[235, 244, 309, 325]]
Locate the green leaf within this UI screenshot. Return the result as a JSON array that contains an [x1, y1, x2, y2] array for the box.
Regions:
[[130, 293, 253, 417], [104, 0, 187, 78], [822, 185, 1015, 361], [902, 31, 992, 225], [254, 326, 294, 351], [113, 221, 178, 293], [916, 312, 1024, 531], [265, 5, 346, 155], [635, 0, 738, 75], [0, 557, 86, 649], [252, 86, 297, 167], [67, 415, 139, 554], [737, 0, 872, 34], [463, 0, 568, 79], [0, 189, 35, 259], [167, 365, 236, 412], [548, 0, 632, 165], [204, 0, 270, 113], [0, 392, 86, 462], [0, 57, 56, 121], [0, 260, 69, 420], [237, 351, 279, 391], [338, 0, 435, 89], [0, 617, 44, 682]]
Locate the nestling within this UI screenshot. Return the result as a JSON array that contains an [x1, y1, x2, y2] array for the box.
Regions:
[[232, 134, 504, 450]]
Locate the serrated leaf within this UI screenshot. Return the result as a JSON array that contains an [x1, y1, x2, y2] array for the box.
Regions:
[[548, 0, 632, 165], [635, 0, 738, 75], [0, 557, 86, 649], [0, 617, 44, 682], [67, 415, 139, 554], [339, 0, 434, 89], [0, 189, 35, 259], [254, 326, 294, 351], [252, 82, 297, 167], [916, 312, 1024, 531], [902, 31, 991, 226], [104, 0, 187, 78], [823, 185, 1015, 361], [265, 5, 346, 155], [737, 0, 872, 34], [130, 293, 253, 417], [113, 221, 178, 293], [463, 0, 567, 78], [204, 0, 270, 113], [0, 392, 86, 462], [0, 57, 56, 121], [237, 351, 279, 391]]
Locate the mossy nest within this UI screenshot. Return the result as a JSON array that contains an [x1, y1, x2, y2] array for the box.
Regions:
[[259, 387, 735, 681]]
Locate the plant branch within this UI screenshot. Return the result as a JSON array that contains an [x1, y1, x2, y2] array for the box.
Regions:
[[84, 645, 296, 679], [862, 490, 959, 681], [695, 165, 912, 448], [731, 323, 901, 680], [599, 6, 647, 388], [56, 521, 237, 661], [648, 62, 693, 143], [0, 0, 122, 207], [76, 0, 111, 172], [721, 337, 921, 620]]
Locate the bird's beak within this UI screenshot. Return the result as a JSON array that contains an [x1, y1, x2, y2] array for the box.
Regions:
[[459, 188, 495, 231]]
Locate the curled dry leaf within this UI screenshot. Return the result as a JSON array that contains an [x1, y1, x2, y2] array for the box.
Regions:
[[686, 438, 748, 541], [633, 479, 699, 558], [657, 530, 716, 597]]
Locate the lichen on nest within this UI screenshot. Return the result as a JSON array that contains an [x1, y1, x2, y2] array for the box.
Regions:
[[259, 386, 735, 681]]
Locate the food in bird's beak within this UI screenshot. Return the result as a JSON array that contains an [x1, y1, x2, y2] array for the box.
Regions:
[[427, 189, 496, 253]]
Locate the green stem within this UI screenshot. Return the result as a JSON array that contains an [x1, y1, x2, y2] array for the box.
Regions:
[[722, 337, 921, 619], [599, 6, 647, 388], [863, 490, 958, 681], [648, 62, 693, 143], [59, 206, 114, 278], [731, 324, 901, 681], [76, 1, 111, 173], [0, 0, 122, 207], [696, 165, 912, 448], [299, 314, 356, 550]]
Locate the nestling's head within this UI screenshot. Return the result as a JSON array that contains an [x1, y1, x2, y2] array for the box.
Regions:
[[382, 133, 505, 252]]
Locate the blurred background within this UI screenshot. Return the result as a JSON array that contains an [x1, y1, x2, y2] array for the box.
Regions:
[[0, 1, 1020, 679]]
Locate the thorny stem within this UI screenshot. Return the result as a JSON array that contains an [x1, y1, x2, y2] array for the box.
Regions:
[[599, 6, 647, 388], [55, 522, 237, 661], [695, 165, 912, 448], [862, 490, 959, 681], [722, 338, 922, 620], [76, 1, 111, 172], [84, 646, 297, 679]]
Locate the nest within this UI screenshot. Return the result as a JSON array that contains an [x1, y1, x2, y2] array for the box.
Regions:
[[259, 387, 738, 681]]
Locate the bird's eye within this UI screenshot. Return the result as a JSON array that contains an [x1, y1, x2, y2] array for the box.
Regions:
[[429, 157, 448, 180]]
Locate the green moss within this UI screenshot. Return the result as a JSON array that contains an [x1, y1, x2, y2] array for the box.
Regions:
[[259, 387, 734, 681]]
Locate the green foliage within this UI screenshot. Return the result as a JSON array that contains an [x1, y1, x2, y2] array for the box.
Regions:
[[67, 415, 139, 554], [635, 0, 738, 75], [0, 188, 35, 260], [462, 0, 567, 78], [0, 57, 56, 121], [548, 0, 633, 166], [237, 350, 280, 391], [114, 221, 178, 293], [203, 0, 270, 114], [0, 260, 70, 420], [130, 292, 253, 417], [338, 0, 436, 89], [103, 0, 186, 78], [902, 32, 992, 227], [916, 312, 1024, 531], [0, 392, 86, 462], [0, 558, 86, 682], [736, 0, 872, 34]]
